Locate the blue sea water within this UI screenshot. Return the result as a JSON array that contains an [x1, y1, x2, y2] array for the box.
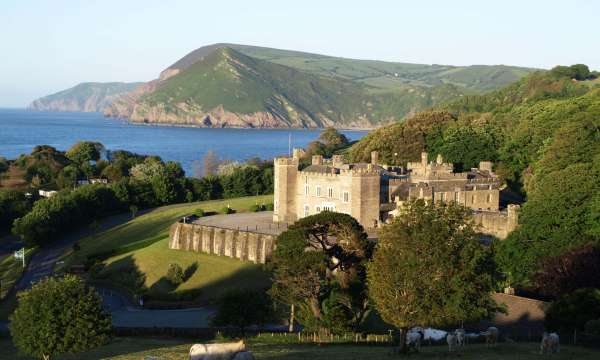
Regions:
[[0, 109, 367, 175]]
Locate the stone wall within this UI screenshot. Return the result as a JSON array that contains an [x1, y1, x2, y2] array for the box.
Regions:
[[472, 204, 519, 239], [169, 222, 276, 264]]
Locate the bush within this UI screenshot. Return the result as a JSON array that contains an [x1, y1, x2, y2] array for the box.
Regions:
[[10, 275, 111, 360], [585, 319, 600, 335], [249, 204, 264, 212], [221, 206, 234, 214], [193, 208, 205, 217], [265, 203, 274, 211], [166, 263, 184, 285], [211, 289, 272, 334], [545, 288, 600, 332]]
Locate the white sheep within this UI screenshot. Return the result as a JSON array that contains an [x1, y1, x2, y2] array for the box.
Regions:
[[454, 328, 466, 347], [481, 326, 499, 346], [446, 333, 458, 352], [189, 340, 246, 360], [406, 327, 424, 352], [540, 332, 560, 354]]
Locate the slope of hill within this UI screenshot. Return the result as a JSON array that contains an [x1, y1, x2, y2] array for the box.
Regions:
[[29, 82, 142, 112], [105, 44, 535, 128]]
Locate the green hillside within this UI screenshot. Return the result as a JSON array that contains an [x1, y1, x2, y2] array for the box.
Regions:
[[29, 82, 142, 112], [105, 43, 537, 128], [169, 43, 536, 93], [350, 64, 600, 286]]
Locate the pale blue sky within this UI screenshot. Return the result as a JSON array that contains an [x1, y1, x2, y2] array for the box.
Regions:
[[1, 0, 599, 107]]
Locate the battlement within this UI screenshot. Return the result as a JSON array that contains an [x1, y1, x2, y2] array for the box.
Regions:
[[274, 157, 298, 166]]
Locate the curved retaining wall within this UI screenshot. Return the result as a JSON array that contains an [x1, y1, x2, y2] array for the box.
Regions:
[[169, 222, 276, 264]]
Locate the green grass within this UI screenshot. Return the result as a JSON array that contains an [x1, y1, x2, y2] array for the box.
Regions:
[[1, 338, 599, 360], [0, 248, 35, 321], [62, 195, 273, 302]]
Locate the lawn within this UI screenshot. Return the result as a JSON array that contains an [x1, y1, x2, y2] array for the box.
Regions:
[[61, 195, 273, 303], [1, 337, 599, 359]]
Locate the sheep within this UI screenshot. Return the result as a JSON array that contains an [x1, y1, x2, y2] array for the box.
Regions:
[[189, 340, 246, 360], [446, 333, 458, 352], [406, 327, 425, 352], [454, 328, 466, 347], [481, 326, 499, 347], [231, 351, 256, 360], [540, 332, 560, 354]]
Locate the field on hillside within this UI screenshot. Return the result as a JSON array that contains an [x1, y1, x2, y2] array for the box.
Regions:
[[1, 337, 599, 359], [61, 195, 273, 303]]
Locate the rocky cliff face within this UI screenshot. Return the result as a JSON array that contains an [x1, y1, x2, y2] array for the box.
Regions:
[[29, 82, 142, 112]]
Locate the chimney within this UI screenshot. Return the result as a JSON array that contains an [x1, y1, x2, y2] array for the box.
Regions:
[[292, 148, 306, 160], [421, 152, 428, 167], [332, 154, 344, 168], [370, 151, 379, 165], [479, 161, 493, 173], [312, 155, 323, 165], [436, 154, 443, 165]]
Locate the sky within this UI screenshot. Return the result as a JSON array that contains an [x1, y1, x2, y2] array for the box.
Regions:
[[1, 0, 599, 107]]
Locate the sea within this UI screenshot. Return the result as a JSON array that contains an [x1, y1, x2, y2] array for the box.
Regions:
[[0, 109, 367, 175]]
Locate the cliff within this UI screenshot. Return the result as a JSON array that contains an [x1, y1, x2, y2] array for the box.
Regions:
[[29, 82, 142, 112]]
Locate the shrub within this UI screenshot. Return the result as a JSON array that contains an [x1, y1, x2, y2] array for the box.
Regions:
[[211, 289, 272, 334], [265, 203, 274, 211], [10, 275, 111, 360], [221, 206, 234, 214], [166, 263, 184, 285], [249, 204, 263, 212], [193, 208, 205, 217], [545, 288, 600, 332]]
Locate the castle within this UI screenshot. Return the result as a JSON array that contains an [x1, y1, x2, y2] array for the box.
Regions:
[[273, 150, 519, 239]]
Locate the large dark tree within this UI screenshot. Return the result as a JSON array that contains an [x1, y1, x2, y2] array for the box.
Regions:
[[10, 276, 111, 360], [545, 288, 600, 333], [533, 244, 600, 299], [367, 200, 501, 352], [269, 211, 372, 333], [211, 289, 272, 335]]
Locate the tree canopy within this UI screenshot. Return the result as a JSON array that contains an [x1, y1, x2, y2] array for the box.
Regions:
[[269, 211, 372, 333], [10, 275, 111, 360], [367, 200, 500, 351]]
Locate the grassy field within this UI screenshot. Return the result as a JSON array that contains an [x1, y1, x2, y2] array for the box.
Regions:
[[1, 337, 599, 359], [61, 195, 273, 302], [0, 248, 34, 299]]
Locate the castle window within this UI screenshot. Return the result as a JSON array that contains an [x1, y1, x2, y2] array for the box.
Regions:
[[343, 191, 349, 203], [304, 204, 309, 217], [305, 185, 309, 196], [454, 192, 459, 202], [328, 187, 333, 198], [487, 194, 492, 203], [316, 206, 321, 213], [316, 186, 322, 197]]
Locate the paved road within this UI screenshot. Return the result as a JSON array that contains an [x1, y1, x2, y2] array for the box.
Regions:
[[2, 205, 224, 329]]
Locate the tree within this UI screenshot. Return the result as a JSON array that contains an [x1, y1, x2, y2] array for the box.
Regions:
[[367, 200, 501, 352], [533, 244, 600, 299], [10, 276, 111, 360], [545, 288, 600, 333], [319, 127, 349, 147], [211, 289, 272, 335], [166, 263, 184, 285], [66, 141, 103, 164], [269, 212, 372, 333], [203, 150, 220, 176]]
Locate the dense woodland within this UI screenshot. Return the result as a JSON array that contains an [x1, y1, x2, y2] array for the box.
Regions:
[[0, 143, 274, 244], [351, 64, 600, 297]]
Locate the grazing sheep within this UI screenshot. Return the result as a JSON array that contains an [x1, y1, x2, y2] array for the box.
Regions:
[[189, 340, 246, 360], [481, 327, 499, 346], [406, 328, 425, 352], [446, 333, 458, 352], [455, 328, 466, 347], [231, 351, 256, 360], [540, 332, 560, 354]]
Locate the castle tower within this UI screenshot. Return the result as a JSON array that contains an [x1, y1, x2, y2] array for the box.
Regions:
[[349, 167, 381, 228], [421, 152, 429, 167], [273, 157, 299, 223]]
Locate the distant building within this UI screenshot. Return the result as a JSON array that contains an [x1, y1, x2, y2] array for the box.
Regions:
[[76, 178, 109, 186], [273, 150, 519, 239], [38, 189, 58, 198]]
